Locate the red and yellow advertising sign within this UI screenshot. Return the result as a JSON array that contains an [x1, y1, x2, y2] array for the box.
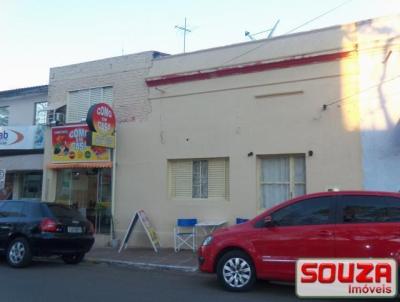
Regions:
[[51, 124, 110, 162], [86, 103, 116, 148], [86, 103, 116, 136]]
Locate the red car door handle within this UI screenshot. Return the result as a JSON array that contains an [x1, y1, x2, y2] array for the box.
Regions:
[[318, 230, 333, 237]]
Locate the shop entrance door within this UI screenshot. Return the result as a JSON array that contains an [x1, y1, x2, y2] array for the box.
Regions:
[[55, 168, 112, 234]]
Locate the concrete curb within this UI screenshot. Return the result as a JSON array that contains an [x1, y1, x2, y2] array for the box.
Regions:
[[86, 257, 199, 273]]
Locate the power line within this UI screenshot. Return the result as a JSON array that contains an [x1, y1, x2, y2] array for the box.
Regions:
[[285, 0, 353, 34], [323, 74, 400, 109], [222, 0, 353, 66]]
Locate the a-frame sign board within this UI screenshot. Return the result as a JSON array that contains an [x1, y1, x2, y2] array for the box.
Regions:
[[118, 210, 161, 253]]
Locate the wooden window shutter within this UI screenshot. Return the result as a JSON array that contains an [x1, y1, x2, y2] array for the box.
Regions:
[[102, 87, 113, 106], [208, 158, 229, 199], [67, 87, 113, 123], [170, 160, 192, 198], [67, 89, 90, 123]]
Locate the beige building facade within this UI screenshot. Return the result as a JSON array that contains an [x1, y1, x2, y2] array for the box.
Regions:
[[42, 15, 400, 247]]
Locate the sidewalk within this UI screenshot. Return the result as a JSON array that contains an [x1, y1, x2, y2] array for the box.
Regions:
[[86, 247, 199, 272]]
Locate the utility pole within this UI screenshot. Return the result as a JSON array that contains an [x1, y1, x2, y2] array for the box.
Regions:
[[175, 17, 191, 53]]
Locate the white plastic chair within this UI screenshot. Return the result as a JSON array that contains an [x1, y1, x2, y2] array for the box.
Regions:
[[174, 218, 197, 252]]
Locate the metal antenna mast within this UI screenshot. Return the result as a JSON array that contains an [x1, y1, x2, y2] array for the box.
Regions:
[[175, 17, 191, 53], [245, 20, 280, 41]]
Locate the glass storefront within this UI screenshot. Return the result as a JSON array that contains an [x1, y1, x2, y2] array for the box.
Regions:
[[21, 172, 42, 199], [0, 174, 14, 200], [55, 168, 112, 234], [0, 172, 43, 201]]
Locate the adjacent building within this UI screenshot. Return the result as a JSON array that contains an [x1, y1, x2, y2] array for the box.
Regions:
[[42, 52, 166, 244], [41, 15, 400, 247], [0, 85, 47, 201]]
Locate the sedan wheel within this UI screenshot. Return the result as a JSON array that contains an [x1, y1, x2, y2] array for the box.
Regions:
[[217, 250, 256, 291], [6, 238, 32, 268], [223, 257, 252, 287]]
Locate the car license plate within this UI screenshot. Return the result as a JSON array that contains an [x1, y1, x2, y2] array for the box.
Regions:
[[67, 226, 82, 233]]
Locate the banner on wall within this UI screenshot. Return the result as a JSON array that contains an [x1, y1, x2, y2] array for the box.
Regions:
[[0, 125, 44, 150], [51, 124, 111, 162]]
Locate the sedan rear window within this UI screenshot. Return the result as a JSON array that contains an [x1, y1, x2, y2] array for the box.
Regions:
[[340, 195, 400, 223], [46, 204, 84, 220], [0, 201, 25, 217]]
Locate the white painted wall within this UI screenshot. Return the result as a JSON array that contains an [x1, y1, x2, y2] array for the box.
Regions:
[[354, 16, 400, 191], [0, 87, 47, 126]]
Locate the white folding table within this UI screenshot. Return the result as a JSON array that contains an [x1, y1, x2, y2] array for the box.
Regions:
[[195, 220, 227, 237]]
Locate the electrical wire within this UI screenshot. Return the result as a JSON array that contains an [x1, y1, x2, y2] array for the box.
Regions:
[[285, 0, 353, 34], [222, 0, 353, 66], [323, 74, 400, 109]]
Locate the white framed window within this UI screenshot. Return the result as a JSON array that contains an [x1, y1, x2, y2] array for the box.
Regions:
[[0, 106, 9, 126], [259, 155, 306, 209], [34, 101, 48, 125], [67, 86, 113, 123], [169, 158, 229, 200]]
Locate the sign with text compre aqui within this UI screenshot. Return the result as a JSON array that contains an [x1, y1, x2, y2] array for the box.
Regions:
[[119, 210, 161, 253]]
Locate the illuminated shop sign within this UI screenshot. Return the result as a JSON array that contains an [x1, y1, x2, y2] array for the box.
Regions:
[[0, 126, 44, 150], [86, 103, 116, 148], [51, 124, 110, 162]]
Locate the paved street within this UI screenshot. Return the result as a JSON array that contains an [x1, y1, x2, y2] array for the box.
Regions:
[[0, 258, 397, 302]]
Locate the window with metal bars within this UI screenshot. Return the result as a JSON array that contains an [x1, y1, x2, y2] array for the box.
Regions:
[[169, 158, 229, 200], [192, 160, 208, 198]]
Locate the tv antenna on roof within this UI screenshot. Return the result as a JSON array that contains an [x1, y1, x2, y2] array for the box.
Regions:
[[245, 20, 280, 41], [175, 17, 192, 53]]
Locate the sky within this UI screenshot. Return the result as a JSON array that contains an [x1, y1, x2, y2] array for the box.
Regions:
[[1, 0, 399, 91]]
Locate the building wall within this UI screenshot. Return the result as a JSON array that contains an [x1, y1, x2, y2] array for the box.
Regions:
[[47, 52, 164, 123], [0, 86, 48, 126], [42, 51, 162, 215], [0, 85, 47, 200], [354, 16, 400, 191], [114, 21, 368, 247], [43, 15, 400, 248], [115, 15, 400, 247]]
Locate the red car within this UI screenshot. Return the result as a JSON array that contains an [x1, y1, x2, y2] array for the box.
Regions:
[[198, 191, 400, 291]]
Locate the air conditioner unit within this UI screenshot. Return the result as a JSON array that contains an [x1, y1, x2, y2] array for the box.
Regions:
[[47, 110, 65, 126], [54, 112, 65, 124]]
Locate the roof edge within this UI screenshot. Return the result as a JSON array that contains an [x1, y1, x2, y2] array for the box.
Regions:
[[0, 85, 48, 98], [153, 13, 399, 61]]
